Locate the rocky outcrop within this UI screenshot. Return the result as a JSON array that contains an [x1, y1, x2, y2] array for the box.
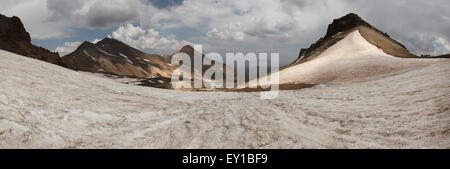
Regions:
[[324, 13, 373, 39], [438, 54, 450, 58], [0, 14, 65, 66], [421, 54, 450, 59]]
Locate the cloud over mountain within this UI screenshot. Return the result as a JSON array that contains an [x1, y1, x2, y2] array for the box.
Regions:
[[111, 24, 193, 51]]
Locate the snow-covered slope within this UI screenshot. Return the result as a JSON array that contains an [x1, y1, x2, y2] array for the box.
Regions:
[[0, 49, 449, 148], [253, 30, 442, 87]]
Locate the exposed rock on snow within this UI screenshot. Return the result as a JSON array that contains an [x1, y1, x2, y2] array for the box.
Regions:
[[0, 49, 449, 148]]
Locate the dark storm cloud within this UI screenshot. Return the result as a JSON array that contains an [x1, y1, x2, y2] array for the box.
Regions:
[[46, 0, 83, 21], [83, 1, 140, 28], [281, 0, 322, 9], [46, 0, 141, 29]]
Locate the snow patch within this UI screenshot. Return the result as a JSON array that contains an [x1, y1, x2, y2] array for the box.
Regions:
[[96, 47, 114, 57], [0, 95, 8, 105], [119, 53, 133, 64], [138, 67, 149, 74], [119, 53, 128, 59], [83, 50, 97, 61]]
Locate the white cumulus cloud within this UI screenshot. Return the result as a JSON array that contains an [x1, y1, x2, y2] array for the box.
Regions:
[[55, 38, 102, 56], [111, 24, 193, 51]]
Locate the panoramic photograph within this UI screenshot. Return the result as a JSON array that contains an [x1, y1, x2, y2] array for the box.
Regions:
[[0, 0, 449, 155]]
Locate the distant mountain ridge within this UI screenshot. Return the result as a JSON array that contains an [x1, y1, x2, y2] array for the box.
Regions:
[[0, 14, 65, 66], [62, 37, 175, 78]]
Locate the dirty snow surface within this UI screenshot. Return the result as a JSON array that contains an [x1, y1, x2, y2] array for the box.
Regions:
[[1, 49, 449, 148]]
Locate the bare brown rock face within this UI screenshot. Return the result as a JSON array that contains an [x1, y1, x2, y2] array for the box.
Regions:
[[0, 14, 65, 67], [438, 54, 450, 58]]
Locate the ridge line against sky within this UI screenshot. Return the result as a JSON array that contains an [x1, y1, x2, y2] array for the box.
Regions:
[[1, 0, 449, 66]]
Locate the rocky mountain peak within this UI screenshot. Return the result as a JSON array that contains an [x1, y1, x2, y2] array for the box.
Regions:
[[324, 13, 371, 39], [295, 12, 415, 64], [0, 14, 65, 67], [97, 37, 122, 45], [79, 41, 95, 49], [179, 45, 194, 54], [0, 14, 31, 42]]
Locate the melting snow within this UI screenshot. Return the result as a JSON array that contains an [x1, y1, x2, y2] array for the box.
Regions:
[[83, 50, 96, 61], [138, 67, 149, 74], [119, 53, 133, 64], [96, 47, 114, 57]]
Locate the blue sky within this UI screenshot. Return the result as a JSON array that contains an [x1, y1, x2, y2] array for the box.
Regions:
[[1, 0, 450, 66], [146, 0, 183, 8]]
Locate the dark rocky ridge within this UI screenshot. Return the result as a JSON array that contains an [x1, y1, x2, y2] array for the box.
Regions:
[[421, 54, 450, 59], [0, 14, 65, 66], [438, 54, 450, 58]]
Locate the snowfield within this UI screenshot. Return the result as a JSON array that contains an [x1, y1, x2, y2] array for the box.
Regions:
[[0, 49, 449, 148]]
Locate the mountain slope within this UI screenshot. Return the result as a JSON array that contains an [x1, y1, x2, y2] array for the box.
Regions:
[[276, 30, 440, 85], [294, 13, 416, 65], [1, 49, 449, 148], [0, 14, 65, 66], [62, 38, 175, 78], [132, 45, 235, 90], [247, 13, 446, 88]]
